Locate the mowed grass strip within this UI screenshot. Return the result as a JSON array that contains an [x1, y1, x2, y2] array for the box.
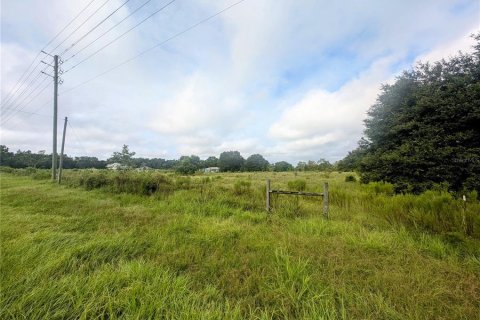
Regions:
[[1, 173, 479, 319]]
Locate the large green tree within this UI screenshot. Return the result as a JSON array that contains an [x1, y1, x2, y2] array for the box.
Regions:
[[218, 151, 244, 172], [244, 154, 269, 171], [273, 161, 294, 172], [356, 33, 480, 193]]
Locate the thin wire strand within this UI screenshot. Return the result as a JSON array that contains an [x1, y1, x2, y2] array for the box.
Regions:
[[2, 0, 96, 106], [64, 0, 176, 73], [2, 76, 50, 120], [59, 0, 131, 57], [48, 0, 112, 55], [63, 0, 153, 64], [67, 121, 90, 156], [62, 0, 246, 93], [1, 62, 51, 116], [1, 81, 51, 125], [1, 58, 43, 107], [43, 0, 98, 52]]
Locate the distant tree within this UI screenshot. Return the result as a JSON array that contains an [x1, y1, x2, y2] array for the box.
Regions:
[[165, 159, 179, 169], [190, 155, 201, 168], [75, 156, 106, 169], [0, 145, 14, 167], [204, 156, 218, 168], [218, 151, 244, 172], [273, 161, 294, 172], [296, 161, 307, 171], [244, 154, 269, 171], [147, 158, 166, 169], [336, 139, 369, 172], [317, 158, 333, 171], [108, 145, 136, 167], [176, 156, 197, 175]]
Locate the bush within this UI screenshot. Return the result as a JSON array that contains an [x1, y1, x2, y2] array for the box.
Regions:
[[287, 180, 306, 191], [345, 175, 357, 182], [32, 170, 50, 180], [0, 166, 14, 173], [84, 173, 109, 190]]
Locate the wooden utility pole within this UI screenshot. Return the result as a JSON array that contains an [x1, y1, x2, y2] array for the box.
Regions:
[[57, 117, 68, 184], [52, 55, 59, 181]]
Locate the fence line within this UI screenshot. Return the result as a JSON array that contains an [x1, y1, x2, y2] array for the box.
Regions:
[[266, 179, 329, 218]]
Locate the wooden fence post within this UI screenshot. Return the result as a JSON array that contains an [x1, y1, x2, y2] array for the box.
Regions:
[[266, 179, 271, 213], [323, 182, 329, 219]]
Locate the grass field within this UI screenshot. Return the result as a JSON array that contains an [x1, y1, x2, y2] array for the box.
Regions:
[[1, 170, 479, 319]]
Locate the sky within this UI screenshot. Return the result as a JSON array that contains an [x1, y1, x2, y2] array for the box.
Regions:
[[1, 0, 479, 164]]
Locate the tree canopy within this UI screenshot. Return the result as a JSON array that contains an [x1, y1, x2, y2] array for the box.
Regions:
[[244, 154, 269, 171], [348, 33, 480, 193]]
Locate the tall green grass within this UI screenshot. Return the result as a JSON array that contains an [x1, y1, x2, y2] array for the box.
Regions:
[[1, 171, 479, 319]]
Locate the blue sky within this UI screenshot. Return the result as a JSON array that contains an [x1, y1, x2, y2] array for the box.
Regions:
[[1, 0, 479, 164]]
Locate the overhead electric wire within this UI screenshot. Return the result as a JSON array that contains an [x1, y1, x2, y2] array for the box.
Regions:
[[63, 0, 154, 64], [1, 63, 50, 113], [63, 0, 176, 73], [1, 61, 52, 119], [4, 108, 50, 118], [48, 0, 112, 55], [62, 0, 247, 94], [44, 0, 98, 52], [7, 98, 53, 128], [1, 81, 51, 125], [1, 0, 96, 107], [1, 58, 44, 107], [60, 0, 132, 57], [2, 75, 50, 119], [67, 121, 90, 156]]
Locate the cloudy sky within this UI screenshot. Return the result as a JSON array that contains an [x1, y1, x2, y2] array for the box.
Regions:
[[1, 0, 478, 163]]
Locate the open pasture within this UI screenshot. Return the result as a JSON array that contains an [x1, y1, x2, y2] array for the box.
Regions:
[[1, 169, 479, 319]]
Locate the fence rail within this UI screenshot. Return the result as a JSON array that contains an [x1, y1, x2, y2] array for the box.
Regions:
[[266, 179, 329, 218]]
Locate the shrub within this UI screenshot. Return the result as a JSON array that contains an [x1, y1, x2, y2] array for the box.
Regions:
[[32, 170, 50, 180], [84, 173, 109, 190], [0, 166, 14, 173], [345, 175, 357, 182]]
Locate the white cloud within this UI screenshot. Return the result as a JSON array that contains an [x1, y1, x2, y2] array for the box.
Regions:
[[1, 0, 478, 163], [267, 55, 399, 159]]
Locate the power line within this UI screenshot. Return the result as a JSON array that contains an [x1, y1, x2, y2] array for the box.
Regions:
[[62, 0, 247, 93], [2, 75, 50, 119], [1, 81, 51, 125], [3, 98, 53, 128], [64, 0, 176, 73], [43, 0, 98, 52], [63, 0, 154, 64], [48, 0, 112, 55], [1, 64, 50, 113], [1, 0, 96, 106], [67, 121, 90, 156], [60, 0, 132, 57], [1, 59, 44, 107]]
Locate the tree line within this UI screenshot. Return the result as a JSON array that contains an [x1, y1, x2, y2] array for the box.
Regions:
[[0, 144, 335, 173], [337, 33, 480, 193]]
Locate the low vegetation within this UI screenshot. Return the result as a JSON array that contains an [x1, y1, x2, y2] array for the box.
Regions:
[[1, 169, 479, 319]]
